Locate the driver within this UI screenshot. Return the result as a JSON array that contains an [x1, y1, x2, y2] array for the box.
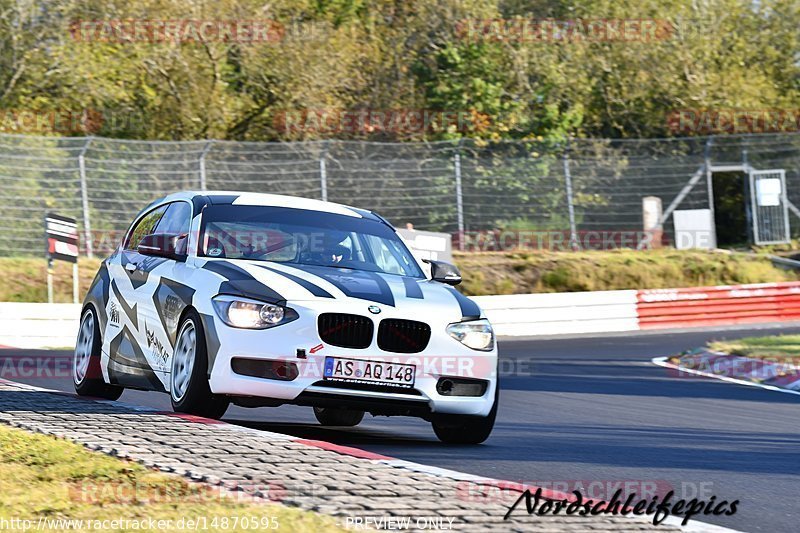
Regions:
[[313, 232, 351, 264], [326, 243, 350, 264]]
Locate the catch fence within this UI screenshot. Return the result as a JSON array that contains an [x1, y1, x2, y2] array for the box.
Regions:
[[2, 133, 799, 257]]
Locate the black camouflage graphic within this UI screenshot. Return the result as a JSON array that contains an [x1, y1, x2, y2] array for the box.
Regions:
[[200, 313, 221, 378], [256, 264, 334, 299], [110, 279, 138, 330], [403, 276, 424, 299], [291, 264, 396, 306], [107, 325, 165, 391], [202, 260, 285, 303], [152, 278, 196, 348], [121, 251, 168, 290], [83, 261, 111, 330], [444, 286, 481, 320]]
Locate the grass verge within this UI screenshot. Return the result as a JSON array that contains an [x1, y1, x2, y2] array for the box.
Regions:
[[708, 335, 800, 365], [0, 249, 797, 301], [0, 257, 102, 303], [0, 424, 344, 532], [454, 249, 799, 295]]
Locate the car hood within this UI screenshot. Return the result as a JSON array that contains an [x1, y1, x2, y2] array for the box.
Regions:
[[200, 259, 481, 321]]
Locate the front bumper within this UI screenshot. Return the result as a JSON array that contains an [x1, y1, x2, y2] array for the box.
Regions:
[[206, 301, 498, 417]]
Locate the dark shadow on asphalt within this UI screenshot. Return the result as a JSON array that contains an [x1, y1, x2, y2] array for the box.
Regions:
[[229, 423, 800, 479], [504, 375, 800, 403], [0, 348, 72, 357], [253, 417, 800, 476], [482, 425, 800, 475], [499, 354, 800, 403]]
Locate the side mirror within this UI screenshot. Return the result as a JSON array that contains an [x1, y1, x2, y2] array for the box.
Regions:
[[425, 259, 462, 286], [138, 233, 187, 261]]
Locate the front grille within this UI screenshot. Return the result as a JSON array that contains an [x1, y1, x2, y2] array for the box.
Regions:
[[317, 313, 374, 349], [378, 319, 431, 353]]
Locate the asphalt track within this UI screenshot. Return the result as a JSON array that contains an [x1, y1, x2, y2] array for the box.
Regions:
[[4, 324, 800, 533]]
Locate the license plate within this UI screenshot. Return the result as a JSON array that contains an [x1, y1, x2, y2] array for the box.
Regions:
[[323, 357, 416, 388]]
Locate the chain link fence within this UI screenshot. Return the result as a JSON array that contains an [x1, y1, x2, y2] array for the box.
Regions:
[[2, 132, 800, 257]]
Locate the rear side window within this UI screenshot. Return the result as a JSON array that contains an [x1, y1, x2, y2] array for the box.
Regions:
[[124, 205, 167, 250], [155, 202, 192, 235]]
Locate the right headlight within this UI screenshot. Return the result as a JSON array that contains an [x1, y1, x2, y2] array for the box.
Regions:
[[212, 295, 298, 330], [447, 318, 494, 351]]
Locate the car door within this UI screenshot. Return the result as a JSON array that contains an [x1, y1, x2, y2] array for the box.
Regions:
[[104, 203, 170, 390], [139, 201, 196, 385]]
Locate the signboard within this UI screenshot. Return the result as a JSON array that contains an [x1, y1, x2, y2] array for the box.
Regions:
[[45, 213, 79, 263], [396, 228, 452, 263], [673, 209, 716, 250], [44, 213, 80, 304], [755, 178, 782, 207]]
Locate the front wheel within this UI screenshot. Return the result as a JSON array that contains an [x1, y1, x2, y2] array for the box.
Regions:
[[73, 307, 123, 400], [170, 310, 229, 419], [313, 407, 364, 427], [431, 388, 498, 445]]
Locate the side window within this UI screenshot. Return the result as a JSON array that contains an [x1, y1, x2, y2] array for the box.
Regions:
[[124, 205, 168, 251], [155, 202, 192, 235], [364, 234, 405, 274]]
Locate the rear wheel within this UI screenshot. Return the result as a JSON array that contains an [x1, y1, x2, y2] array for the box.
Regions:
[[313, 407, 364, 427], [170, 310, 229, 419], [73, 307, 123, 400], [431, 387, 498, 444]]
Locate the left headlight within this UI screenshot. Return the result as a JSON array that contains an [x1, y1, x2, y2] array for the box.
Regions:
[[212, 295, 298, 330], [447, 318, 494, 351]]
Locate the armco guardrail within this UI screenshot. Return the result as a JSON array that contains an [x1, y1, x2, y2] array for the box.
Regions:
[[472, 291, 639, 337], [0, 303, 81, 349], [637, 281, 800, 329], [3, 280, 800, 348]]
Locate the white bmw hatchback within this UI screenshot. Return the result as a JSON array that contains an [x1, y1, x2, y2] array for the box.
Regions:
[[75, 191, 498, 443]]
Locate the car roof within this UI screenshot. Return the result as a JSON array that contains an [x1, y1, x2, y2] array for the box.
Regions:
[[149, 190, 385, 223]]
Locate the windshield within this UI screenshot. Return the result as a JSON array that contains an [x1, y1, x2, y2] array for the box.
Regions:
[[199, 205, 424, 278]]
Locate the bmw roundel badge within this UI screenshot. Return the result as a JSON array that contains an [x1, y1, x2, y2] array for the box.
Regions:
[[368, 305, 381, 314]]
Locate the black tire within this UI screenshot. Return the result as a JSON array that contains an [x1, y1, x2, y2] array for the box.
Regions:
[[313, 406, 365, 427], [73, 306, 124, 400], [431, 386, 498, 444], [170, 309, 229, 419]]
